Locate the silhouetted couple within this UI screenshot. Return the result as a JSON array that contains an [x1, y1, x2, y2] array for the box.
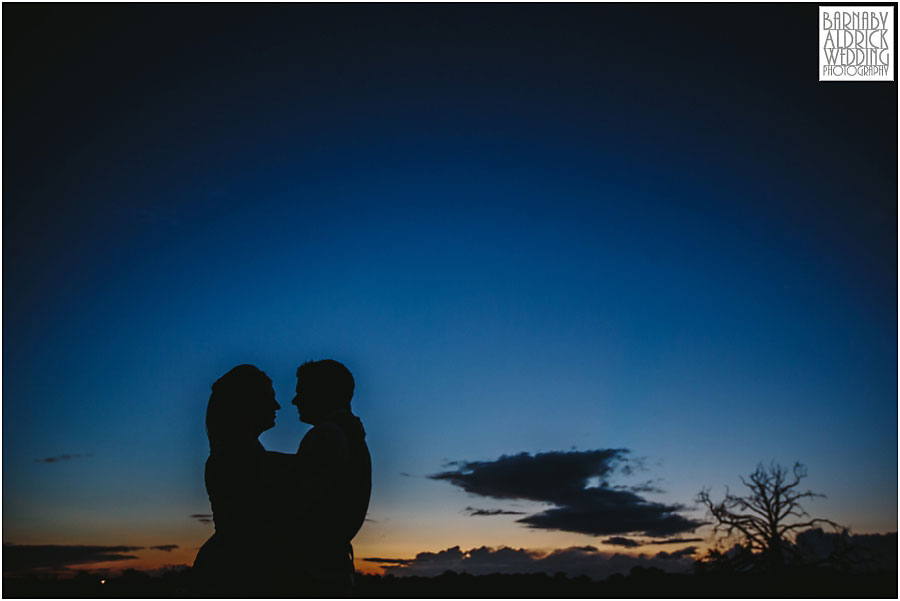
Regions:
[[192, 360, 371, 598]]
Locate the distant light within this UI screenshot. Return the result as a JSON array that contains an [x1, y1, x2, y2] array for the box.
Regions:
[[100, 580, 106, 584]]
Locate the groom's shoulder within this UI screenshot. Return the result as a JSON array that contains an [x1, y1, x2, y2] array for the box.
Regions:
[[298, 421, 349, 454]]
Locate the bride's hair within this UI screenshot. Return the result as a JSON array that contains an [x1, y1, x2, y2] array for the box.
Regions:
[[206, 364, 272, 448]]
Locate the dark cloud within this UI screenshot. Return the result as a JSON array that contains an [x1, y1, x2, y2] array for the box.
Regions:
[[364, 544, 696, 580], [3, 544, 142, 572], [602, 537, 641, 548], [430, 450, 704, 537], [603, 536, 704, 548], [33, 453, 93, 463], [654, 547, 697, 560], [464, 506, 526, 516], [149, 544, 179, 552], [519, 490, 701, 537], [647, 537, 704, 545], [619, 480, 665, 494], [362, 557, 413, 565], [431, 449, 626, 502], [191, 514, 213, 524]]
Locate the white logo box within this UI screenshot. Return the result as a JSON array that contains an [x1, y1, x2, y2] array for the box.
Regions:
[[819, 6, 895, 81]]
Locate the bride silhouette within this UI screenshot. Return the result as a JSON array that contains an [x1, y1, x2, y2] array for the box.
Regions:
[[192, 365, 284, 596]]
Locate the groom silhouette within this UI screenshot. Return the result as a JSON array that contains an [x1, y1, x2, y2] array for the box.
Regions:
[[275, 359, 371, 596]]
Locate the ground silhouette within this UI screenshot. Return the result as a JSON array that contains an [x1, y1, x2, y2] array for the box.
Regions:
[[3, 564, 896, 598]]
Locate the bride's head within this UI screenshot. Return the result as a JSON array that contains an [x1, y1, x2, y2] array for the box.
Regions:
[[206, 364, 280, 448]]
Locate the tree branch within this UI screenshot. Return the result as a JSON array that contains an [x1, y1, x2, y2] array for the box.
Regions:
[[698, 462, 841, 569]]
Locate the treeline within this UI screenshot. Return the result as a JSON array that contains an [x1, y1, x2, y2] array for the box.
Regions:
[[3, 568, 191, 598], [3, 565, 897, 598], [356, 567, 897, 598]]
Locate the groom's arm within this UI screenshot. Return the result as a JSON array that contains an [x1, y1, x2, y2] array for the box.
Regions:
[[249, 451, 303, 545]]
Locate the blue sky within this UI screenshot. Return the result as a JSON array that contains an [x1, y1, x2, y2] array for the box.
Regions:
[[3, 3, 896, 574]]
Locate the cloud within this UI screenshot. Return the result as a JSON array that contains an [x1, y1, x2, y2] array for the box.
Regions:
[[191, 514, 213, 524], [518, 490, 701, 537], [364, 544, 696, 580], [647, 537, 703, 545], [653, 547, 697, 560], [431, 449, 626, 501], [149, 544, 179, 552], [33, 453, 93, 463], [3, 544, 142, 572], [430, 450, 704, 537], [464, 507, 526, 516], [602, 537, 641, 548], [621, 480, 665, 494], [362, 557, 414, 566], [603, 536, 704, 548]]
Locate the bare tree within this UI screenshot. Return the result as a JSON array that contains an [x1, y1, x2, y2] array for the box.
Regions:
[[697, 462, 840, 569]]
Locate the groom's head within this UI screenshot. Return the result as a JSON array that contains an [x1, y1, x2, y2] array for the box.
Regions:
[[292, 359, 355, 425]]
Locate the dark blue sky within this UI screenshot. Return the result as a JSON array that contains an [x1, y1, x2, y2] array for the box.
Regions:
[[3, 4, 896, 573]]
